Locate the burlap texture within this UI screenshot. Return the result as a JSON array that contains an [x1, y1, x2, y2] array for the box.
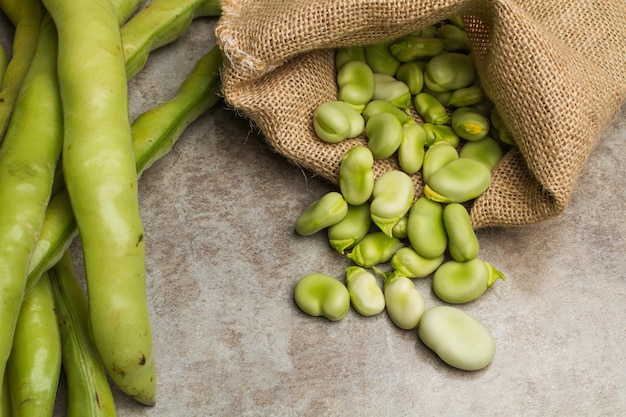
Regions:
[[215, 0, 626, 228]]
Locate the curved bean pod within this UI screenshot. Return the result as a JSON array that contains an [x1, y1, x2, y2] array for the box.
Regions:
[[370, 170, 415, 237], [424, 158, 492, 203], [1, 373, 9, 417], [407, 197, 447, 259], [327, 203, 371, 254], [294, 273, 350, 321], [345, 266, 385, 317]]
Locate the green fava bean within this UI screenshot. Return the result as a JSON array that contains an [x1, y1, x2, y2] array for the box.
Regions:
[[395, 61, 424, 95], [327, 203, 372, 254], [346, 231, 403, 268], [383, 276, 425, 330], [422, 123, 460, 148], [447, 85, 484, 107], [345, 266, 385, 316], [391, 215, 408, 238], [313, 100, 364, 143], [391, 246, 444, 279], [422, 141, 459, 183], [459, 136, 504, 171], [418, 305, 495, 371], [335, 46, 366, 71], [414, 92, 449, 125], [432, 258, 505, 304], [370, 170, 415, 237], [490, 109, 516, 146], [436, 24, 469, 52], [339, 145, 375, 205], [364, 40, 401, 76], [424, 52, 477, 92], [390, 35, 444, 61], [407, 197, 447, 259], [443, 203, 479, 262], [295, 191, 348, 236], [365, 111, 403, 160], [362, 99, 411, 124], [424, 158, 492, 203], [337, 60, 375, 112], [451, 107, 490, 141], [398, 121, 426, 174], [294, 273, 350, 321], [373, 73, 411, 109]]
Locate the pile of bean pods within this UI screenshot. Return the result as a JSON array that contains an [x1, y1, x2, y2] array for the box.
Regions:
[[294, 17, 513, 372], [0, 0, 222, 415]]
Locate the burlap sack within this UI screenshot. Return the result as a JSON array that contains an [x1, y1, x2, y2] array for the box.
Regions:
[[215, 0, 626, 228]]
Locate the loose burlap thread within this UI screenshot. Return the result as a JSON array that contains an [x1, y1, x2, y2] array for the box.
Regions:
[[215, 0, 626, 228]]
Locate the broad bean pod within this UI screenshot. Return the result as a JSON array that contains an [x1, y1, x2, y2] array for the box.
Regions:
[[373, 73, 411, 109], [111, 0, 145, 24], [294, 273, 351, 321], [424, 52, 476, 92], [369, 170, 415, 237], [424, 158, 492, 203], [383, 275, 425, 330], [451, 107, 490, 141], [365, 111, 403, 159], [49, 251, 117, 417], [6, 274, 61, 417], [421, 141, 458, 183], [390, 246, 444, 279], [397, 120, 426, 174], [313, 100, 364, 143], [414, 92, 449, 125], [1, 373, 9, 416], [395, 61, 424, 95], [327, 203, 371, 254], [407, 197, 447, 259], [295, 191, 348, 236], [443, 203, 480, 262], [459, 136, 504, 171], [337, 60, 375, 112], [418, 305, 496, 371], [0, 43, 7, 81], [422, 123, 460, 148], [0, 14, 63, 382], [339, 145, 375, 205], [390, 35, 444, 61], [432, 258, 505, 304], [345, 266, 385, 316], [364, 40, 401, 76], [346, 231, 404, 268], [44, 0, 156, 404]]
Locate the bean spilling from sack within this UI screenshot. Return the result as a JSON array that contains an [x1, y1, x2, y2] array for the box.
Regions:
[[293, 17, 511, 372]]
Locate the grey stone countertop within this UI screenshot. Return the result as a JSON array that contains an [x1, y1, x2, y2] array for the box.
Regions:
[[3, 14, 622, 417]]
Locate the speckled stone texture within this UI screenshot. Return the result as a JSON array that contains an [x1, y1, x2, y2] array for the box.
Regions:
[[1, 13, 621, 417]]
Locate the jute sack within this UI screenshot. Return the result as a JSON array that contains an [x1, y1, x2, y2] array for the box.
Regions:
[[215, 0, 626, 228]]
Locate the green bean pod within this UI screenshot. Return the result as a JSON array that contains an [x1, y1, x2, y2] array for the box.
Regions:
[[407, 197, 447, 259], [373, 73, 411, 109], [295, 192, 348, 236], [443, 203, 480, 262], [294, 273, 350, 321], [364, 40, 401, 76], [346, 232, 404, 268], [389, 35, 444, 61], [418, 305, 496, 371], [0, 14, 63, 382], [6, 274, 61, 417], [424, 158, 492, 203], [421, 141, 459, 183], [1, 372, 9, 417], [424, 52, 476, 92], [459, 136, 504, 171], [395, 61, 424, 95], [390, 246, 444, 279], [49, 251, 117, 417], [111, 0, 145, 24], [447, 85, 484, 107], [44, 0, 156, 404], [369, 170, 415, 237], [414, 92, 449, 125], [397, 120, 426, 174], [337, 60, 375, 112], [361, 99, 412, 124], [0, 43, 7, 82], [432, 258, 505, 304], [335, 46, 366, 71], [345, 266, 385, 317], [327, 203, 372, 254], [383, 275, 425, 330], [339, 146, 375, 205], [365, 111, 404, 159], [436, 24, 469, 52], [451, 107, 490, 141], [313, 100, 364, 143], [422, 123, 460, 148]]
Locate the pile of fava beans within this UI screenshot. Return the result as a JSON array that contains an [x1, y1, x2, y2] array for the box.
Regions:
[[293, 17, 514, 372]]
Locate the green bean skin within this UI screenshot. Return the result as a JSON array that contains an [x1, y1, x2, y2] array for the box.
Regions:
[[335, 46, 366, 71], [369, 170, 415, 237], [364, 40, 401, 76], [383, 275, 425, 330], [44, 0, 156, 404], [459, 136, 504, 171], [365, 111, 403, 159], [337, 60, 375, 112], [448, 85, 484, 108], [6, 274, 61, 417], [390, 246, 444, 279], [313, 100, 364, 143], [391, 215, 408, 239], [345, 266, 385, 317], [294, 273, 351, 321], [327, 203, 372, 254], [0, 14, 63, 382], [397, 120, 426, 174], [451, 107, 490, 141], [110, 0, 144, 24], [346, 231, 404, 268], [407, 197, 447, 259], [339, 145, 375, 205], [361, 99, 411, 125], [432, 258, 491, 304], [395, 62, 424, 95], [0, 43, 7, 82], [424, 158, 492, 203], [390, 35, 444, 61], [414, 92, 449, 125], [422, 141, 458, 183], [373, 73, 411, 109], [295, 192, 349, 236], [49, 252, 116, 417], [422, 123, 460, 148], [424, 52, 476, 92], [1, 372, 10, 417], [443, 203, 480, 262]]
